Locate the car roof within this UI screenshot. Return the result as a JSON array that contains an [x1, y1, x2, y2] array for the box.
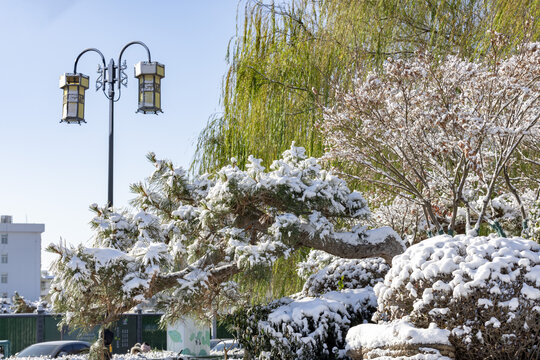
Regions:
[[30, 341, 90, 346]]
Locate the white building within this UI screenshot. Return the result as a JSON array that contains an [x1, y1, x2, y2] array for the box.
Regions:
[[0, 215, 44, 301], [40, 270, 54, 300]]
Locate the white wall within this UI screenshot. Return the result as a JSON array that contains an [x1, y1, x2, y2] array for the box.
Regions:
[[0, 221, 44, 301], [167, 318, 211, 356]]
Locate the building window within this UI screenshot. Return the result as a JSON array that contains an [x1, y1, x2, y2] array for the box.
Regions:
[[0, 274, 7, 283], [0, 235, 6, 244], [1, 292, 7, 298], [0, 254, 6, 264]]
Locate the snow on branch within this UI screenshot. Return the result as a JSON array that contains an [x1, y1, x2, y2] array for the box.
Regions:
[[48, 144, 403, 328], [322, 43, 540, 237]]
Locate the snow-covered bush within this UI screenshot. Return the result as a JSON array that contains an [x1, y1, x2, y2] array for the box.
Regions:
[[0, 292, 51, 314], [374, 235, 540, 360], [346, 319, 454, 360], [230, 289, 376, 360], [0, 297, 10, 313], [296, 250, 339, 280], [301, 254, 388, 296], [229, 254, 386, 359]]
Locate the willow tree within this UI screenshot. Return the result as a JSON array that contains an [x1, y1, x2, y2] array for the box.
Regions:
[[195, 0, 538, 174], [193, 0, 538, 299]]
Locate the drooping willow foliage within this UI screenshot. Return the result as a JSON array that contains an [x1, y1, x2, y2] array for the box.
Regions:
[[193, 0, 539, 301], [194, 0, 539, 174]]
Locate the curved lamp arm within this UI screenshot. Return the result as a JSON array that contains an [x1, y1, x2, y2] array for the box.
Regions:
[[73, 48, 107, 74], [74, 48, 107, 96], [117, 41, 152, 90]]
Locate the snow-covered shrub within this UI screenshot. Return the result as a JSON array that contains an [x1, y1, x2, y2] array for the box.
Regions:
[[230, 289, 376, 360], [0, 297, 10, 313], [85, 350, 177, 360], [301, 255, 388, 296], [296, 250, 339, 280], [9, 292, 50, 314], [374, 235, 540, 360], [230, 255, 385, 359], [346, 319, 454, 360]]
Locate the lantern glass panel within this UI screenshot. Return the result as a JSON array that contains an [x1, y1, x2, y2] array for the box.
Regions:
[[78, 103, 84, 119], [60, 73, 89, 124], [68, 103, 77, 117], [134, 61, 164, 114]]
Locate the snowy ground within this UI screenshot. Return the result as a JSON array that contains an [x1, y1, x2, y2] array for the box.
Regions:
[[10, 351, 179, 360]]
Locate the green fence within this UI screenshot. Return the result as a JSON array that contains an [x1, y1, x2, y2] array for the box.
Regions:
[[142, 315, 167, 350], [0, 314, 35, 355], [0, 313, 165, 354]]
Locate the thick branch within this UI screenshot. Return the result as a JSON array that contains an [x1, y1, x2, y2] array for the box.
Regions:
[[298, 225, 405, 264]]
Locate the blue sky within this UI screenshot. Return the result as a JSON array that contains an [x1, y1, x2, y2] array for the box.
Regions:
[[0, 1, 240, 269]]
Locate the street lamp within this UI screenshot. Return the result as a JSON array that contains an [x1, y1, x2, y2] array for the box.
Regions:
[[135, 61, 165, 114], [60, 41, 165, 207]]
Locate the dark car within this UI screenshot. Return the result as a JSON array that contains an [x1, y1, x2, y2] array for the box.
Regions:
[[16, 340, 90, 358]]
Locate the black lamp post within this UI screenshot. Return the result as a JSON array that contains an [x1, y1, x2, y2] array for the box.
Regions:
[[60, 41, 165, 207]]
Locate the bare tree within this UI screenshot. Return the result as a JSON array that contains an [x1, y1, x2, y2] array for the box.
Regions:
[[321, 42, 540, 236]]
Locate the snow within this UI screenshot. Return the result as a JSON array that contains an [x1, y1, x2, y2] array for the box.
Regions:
[[375, 235, 540, 314], [521, 283, 540, 300], [364, 227, 406, 246], [346, 319, 451, 349], [297, 250, 339, 279], [485, 317, 501, 328], [122, 275, 150, 294], [66, 256, 88, 272], [525, 265, 540, 286], [14, 352, 179, 360], [267, 288, 376, 327], [129, 242, 170, 267], [302, 255, 388, 296], [373, 234, 540, 358], [477, 298, 493, 308], [253, 287, 377, 359], [83, 247, 133, 270], [500, 297, 520, 311], [360, 352, 452, 360], [171, 205, 198, 220]]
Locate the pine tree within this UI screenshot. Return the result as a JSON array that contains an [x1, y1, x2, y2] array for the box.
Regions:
[[48, 145, 403, 329]]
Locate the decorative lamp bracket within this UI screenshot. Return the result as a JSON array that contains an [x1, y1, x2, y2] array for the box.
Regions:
[[96, 65, 104, 91], [120, 60, 128, 88]]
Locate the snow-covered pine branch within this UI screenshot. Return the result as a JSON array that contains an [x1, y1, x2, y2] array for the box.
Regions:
[[48, 144, 403, 329]]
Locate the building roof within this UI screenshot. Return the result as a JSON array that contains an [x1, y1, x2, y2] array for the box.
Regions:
[[0, 223, 44, 233]]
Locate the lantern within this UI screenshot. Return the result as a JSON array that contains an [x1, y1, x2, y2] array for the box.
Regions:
[[134, 61, 165, 114], [59, 73, 89, 124]]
